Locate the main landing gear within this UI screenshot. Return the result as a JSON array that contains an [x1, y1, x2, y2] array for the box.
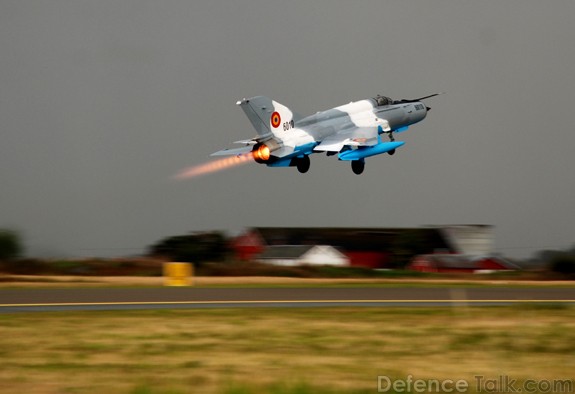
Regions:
[[351, 159, 365, 175], [349, 130, 398, 174], [295, 155, 310, 173]]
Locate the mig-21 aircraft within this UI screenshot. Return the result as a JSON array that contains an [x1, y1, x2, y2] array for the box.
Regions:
[[212, 93, 441, 174]]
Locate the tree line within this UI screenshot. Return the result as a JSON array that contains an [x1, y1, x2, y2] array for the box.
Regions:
[[1, 229, 574, 278]]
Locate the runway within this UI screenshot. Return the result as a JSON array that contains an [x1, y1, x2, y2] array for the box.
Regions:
[[1, 286, 574, 312]]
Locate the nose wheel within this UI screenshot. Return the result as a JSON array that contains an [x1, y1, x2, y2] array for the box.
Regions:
[[351, 159, 365, 175], [386, 131, 396, 155]]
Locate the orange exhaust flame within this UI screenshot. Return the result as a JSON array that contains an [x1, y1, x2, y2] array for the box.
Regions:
[[253, 145, 270, 161], [173, 153, 254, 180]]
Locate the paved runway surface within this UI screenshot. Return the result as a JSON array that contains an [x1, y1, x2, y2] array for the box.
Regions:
[[1, 286, 574, 312]]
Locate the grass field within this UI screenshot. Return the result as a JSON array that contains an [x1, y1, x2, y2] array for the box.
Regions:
[[1, 305, 574, 393]]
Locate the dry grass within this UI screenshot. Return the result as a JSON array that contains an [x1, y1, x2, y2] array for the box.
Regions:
[[0, 306, 574, 393]]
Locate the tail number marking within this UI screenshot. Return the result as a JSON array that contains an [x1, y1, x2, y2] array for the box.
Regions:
[[283, 120, 295, 131]]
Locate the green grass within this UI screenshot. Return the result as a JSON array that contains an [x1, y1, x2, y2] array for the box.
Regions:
[[222, 381, 374, 394]]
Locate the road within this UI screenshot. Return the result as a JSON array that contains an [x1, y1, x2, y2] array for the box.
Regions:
[[1, 286, 574, 312]]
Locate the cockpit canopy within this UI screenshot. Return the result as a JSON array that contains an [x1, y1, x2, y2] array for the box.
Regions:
[[373, 95, 393, 107]]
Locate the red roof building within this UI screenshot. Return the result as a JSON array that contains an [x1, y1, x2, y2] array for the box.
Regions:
[[408, 254, 519, 273], [231, 227, 460, 269]]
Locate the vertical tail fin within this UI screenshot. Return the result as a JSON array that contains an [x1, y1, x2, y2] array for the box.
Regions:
[[236, 96, 297, 139]]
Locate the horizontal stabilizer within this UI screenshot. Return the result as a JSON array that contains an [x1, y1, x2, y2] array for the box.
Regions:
[[233, 139, 258, 145], [211, 146, 253, 157]]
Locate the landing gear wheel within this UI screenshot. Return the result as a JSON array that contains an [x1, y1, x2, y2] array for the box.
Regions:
[[296, 155, 310, 173], [388, 149, 396, 156], [351, 160, 365, 175]]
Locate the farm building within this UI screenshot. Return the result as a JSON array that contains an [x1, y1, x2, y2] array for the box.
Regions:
[[255, 245, 348, 267], [407, 254, 519, 273], [232, 226, 494, 269]]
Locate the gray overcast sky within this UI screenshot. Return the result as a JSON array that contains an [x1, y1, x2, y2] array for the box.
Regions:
[[1, 1, 574, 258]]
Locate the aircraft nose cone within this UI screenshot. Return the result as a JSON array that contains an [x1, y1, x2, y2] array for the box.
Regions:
[[426, 106, 431, 112]]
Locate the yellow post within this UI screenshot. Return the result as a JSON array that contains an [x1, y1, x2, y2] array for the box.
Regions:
[[163, 262, 193, 286]]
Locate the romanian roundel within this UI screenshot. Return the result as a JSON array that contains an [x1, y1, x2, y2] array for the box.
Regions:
[[270, 111, 281, 128]]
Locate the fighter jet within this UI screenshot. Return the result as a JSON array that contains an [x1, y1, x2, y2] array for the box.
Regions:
[[212, 93, 441, 174]]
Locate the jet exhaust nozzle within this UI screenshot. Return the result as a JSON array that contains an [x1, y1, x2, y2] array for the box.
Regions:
[[252, 139, 282, 163]]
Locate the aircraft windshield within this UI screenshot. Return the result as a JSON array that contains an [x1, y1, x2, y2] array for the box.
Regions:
[[374, 95, 392, 107]]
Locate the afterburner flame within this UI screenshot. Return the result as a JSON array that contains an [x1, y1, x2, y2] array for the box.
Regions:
[[253, 145, 270, 161], [174, 153, 253, 180]]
